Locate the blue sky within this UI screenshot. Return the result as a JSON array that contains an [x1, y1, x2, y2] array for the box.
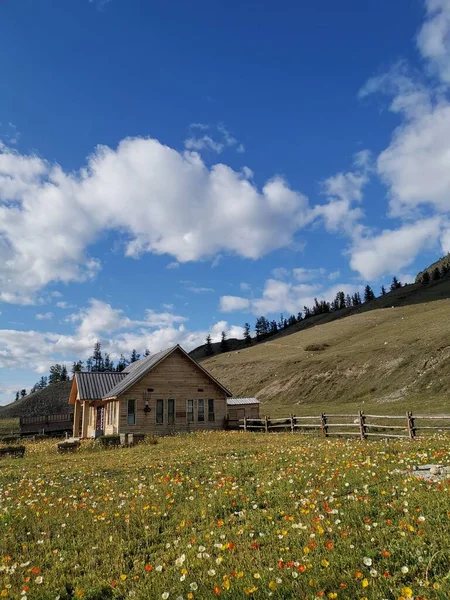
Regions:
[[1, 0, 450, 404]]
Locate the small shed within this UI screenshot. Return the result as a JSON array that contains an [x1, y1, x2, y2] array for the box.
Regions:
[[227, 397, 260, 429]]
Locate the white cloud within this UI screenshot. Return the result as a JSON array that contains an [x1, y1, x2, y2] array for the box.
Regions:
[[166, 261, 180, 269], [184, 135, 224, 154], [219, 296, 250, 312], [350, 218, 442, 280], [0, 299, 244, 376], [314, 150, 371, 234], [292, 267, 326, 282], [56, 301, 71, 309], [186, 286, 215, 294], [0, 137, 313, 304], [328, 270, 341, 280], [240, 282, 251, 291], [35, 312, 53, 320], [417, 0, 450, 83]]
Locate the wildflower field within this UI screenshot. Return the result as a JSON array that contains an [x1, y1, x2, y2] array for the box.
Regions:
[[1, 432, 450, 600]]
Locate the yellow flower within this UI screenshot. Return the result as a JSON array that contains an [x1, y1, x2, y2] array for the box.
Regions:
[[120, 574, 127, 581], [1, 591, 7, 598], [328, 594, 337, 599], [433, 583, 440, 590], [237, 572, 244, 578], [269, 581, 277, 591], [244, 586, 258, 595], [401, 588, 413, 598], [362, 578, 369, 588], [321, 559, 330, 568]]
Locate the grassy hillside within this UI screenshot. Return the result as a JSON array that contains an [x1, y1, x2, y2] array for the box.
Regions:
[[203, 292, 450, 417], [415, 252, 450, 282], [0, 380, 72, 419]]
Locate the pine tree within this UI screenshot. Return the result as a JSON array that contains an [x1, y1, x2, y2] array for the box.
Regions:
[[204, 334, 214, 356], [243, 323, 252, 346], [390, 276, 402, 291], [130, 349, 140, 363], [270, 320, 278, 334], [277, 314, 284, 330], [421, 271, 430, 284], [364, 285, 375, 303], [20, 389, 26, 398], [220, 331, 229, 353], [297, 312, 303, 321], [39, 376, 48, 389], [15, 391, 19, 402], [381, 285, 386, 295], [103, 354, 114, 371], [144, 348, 151, 356], [71, 361, 83, 377], [255, 316, 269, 340], [116, 355, 127, 372], [432, 267, 441, 281], [442, 263, 449, 277], [92, 341, 104, 372], [49, 364, 63, 384]]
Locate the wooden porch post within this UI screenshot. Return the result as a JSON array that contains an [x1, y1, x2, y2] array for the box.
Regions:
[[81, 402, 89, 438], [73, 400, 80, 438]]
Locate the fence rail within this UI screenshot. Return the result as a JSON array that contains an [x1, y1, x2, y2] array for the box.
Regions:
[[240, 411, 450, 439]]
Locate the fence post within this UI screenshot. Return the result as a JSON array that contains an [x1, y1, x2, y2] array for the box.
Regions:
[[290, 414, 294, 433], [407, 411, 415, 440], [359, 410, 366, 440], [321, 413, 328, 438], [243, 415, 247, 432], [265, 415, 269, 433]]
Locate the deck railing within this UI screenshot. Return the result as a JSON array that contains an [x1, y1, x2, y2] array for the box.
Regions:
[[240, 411, 450, 439]]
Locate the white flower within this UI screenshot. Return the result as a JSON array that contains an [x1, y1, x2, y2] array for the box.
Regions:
[[198, 545, 206, 552], [292, 571, 298, 578], [156, 565, 163, 572], [190, 583, 198, 591], [401, 566, 409, 574], [175, 554, 186, 567], [370, 568, 378, 577], [162, 593, 169, 600], [363, 557, 372, 567], [418, 515, 425, 522], [35, 576, 43, 584], [208, 569, 216, 576]]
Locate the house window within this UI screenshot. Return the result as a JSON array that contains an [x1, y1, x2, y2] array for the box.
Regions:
[[127, 399, 136, 425], [156, 399, 164, 424], [168, 399, 175, 425], [187, 399, 194, 423], [198, 399, 205, 422], [208, 399, 215, 422]]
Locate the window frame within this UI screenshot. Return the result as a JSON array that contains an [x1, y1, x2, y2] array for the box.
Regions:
[[198, 398, 205, 422], [156, 399, 164, 424], [127, 399, 136, 426], [208, 399, 215, 422], [187, 399, 194, 423], [168, 399, 175, 425]]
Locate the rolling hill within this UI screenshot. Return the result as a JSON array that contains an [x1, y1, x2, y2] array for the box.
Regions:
[[201, 277, 450, 417], [0, 380, 73, 419]]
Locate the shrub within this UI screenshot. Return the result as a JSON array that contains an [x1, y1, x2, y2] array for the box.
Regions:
[[0, 445, 25, 458], [97, 435, 121, 447], [1, 435, 21, 444], [57, 440, 79, 453], [304, 343, 330, 352]]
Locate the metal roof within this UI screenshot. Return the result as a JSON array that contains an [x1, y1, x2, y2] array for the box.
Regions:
[[75, 372, 127, 401], [227, 397, 260, 405]]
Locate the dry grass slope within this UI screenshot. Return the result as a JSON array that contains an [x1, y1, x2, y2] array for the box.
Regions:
[[0, 380, 72, 419], [203, 297, 450, 417]]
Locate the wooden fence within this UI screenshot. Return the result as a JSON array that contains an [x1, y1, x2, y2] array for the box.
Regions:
[[240, 411, 450, 439]]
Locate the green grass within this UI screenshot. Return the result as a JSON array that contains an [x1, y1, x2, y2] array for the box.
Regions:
[[204, 298, 450, 418], [1, 432, 450, 599], [0, 418, 19, 435]]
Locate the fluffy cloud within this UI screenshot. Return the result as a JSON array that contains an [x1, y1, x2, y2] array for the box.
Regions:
[[219, 296, 250, 312], [0, 138, 313, 304], [417, 0, 450, 83], [350, 218, 442, 280], [0, 299, 244, 376], [35, 312, 53, 320]]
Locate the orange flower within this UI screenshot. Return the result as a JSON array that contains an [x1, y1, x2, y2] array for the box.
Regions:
[[278, 560, 285, 569], [31, 567, 40, 575], [309, 541, 317, 549], [213, 585, 221, 595], [110, 581, 117, 588], [228, 542, 235, 551], [144, 564, 153, 572], [381, 550, 390, 558], [355, 571, 363, 579], [298, 564, 306, 573], [325, 540, 334, 551], [250, 542, 260, 549]]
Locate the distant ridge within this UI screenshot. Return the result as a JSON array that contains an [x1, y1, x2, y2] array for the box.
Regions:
[[0, 380, 72, 418]]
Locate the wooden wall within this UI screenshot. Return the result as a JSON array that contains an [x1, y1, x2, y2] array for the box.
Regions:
[[116, 348, 228, 435]]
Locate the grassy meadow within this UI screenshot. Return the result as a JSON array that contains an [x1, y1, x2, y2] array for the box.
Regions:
[[1, 432, 450, 600]]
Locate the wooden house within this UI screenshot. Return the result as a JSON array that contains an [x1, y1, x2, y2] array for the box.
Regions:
[[226, 397, 260, 429], [69, 345, 232, 438]]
